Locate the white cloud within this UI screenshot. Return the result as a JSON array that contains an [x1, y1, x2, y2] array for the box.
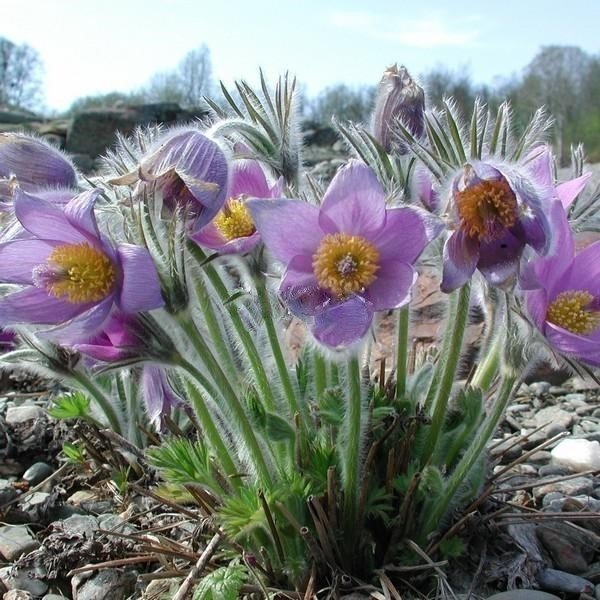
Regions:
[[328, 10, 480, 48]]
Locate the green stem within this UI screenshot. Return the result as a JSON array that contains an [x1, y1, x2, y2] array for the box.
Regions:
[[342, 356, 363, 530], [192, 271, 238, 382], [421, 283, 471, 466], [187, 242, 276, 411], [176, 356, 240, 486], [395, 307, 409, 400], [423, 374, 517, 534], [175, 311, 272, 486], [471, 342, 500, 391], [70, 371, 122, 434], [254, 273, 300, 418], [313, 350, 327, 401]]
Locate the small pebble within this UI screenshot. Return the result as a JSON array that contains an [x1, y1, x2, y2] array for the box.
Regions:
[[0, 525, 39, 561], [529, 381, 552, 395], [487, 592, 560, 600], [22, 462, 53, 486], [551, 438, 600, 472], [537, 568, 594, 594]]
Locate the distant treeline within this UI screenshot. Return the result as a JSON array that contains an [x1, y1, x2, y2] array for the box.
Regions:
[[1, 36, 598, 164]]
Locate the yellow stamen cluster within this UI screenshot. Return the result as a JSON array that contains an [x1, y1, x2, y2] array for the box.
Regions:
[[546, 290, 600, 335], [312, 233, 380, 298], [213, 198, 255, 241], [455, 178, 518, 242], [46, 243, 116, 304]]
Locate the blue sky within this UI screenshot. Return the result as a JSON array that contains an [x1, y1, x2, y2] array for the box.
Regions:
[[2, 0, 599, 112]]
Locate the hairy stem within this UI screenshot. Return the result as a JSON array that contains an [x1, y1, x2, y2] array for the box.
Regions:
[[421, 283, 471, 466], [395, 307, 410, 400], [175, 311, 272, 485]]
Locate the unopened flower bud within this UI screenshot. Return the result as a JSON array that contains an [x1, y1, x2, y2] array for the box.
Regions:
[[371, 64, 425, 153], [0, 133, 77, 192]]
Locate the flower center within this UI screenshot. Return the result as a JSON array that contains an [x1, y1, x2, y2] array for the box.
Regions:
[[546, 290, 600, 335], [34, 242, 116, 304], [312, 233, 380, 298], [213, 197, 255, 241], [455, 178, 518, 242]]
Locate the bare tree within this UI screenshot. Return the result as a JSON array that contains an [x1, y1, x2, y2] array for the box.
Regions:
[[0, 37, 43, 110], [142, 45, 213, 108]]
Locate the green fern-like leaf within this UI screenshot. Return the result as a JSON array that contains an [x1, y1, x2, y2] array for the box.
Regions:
[[192, 564, 247, 600], [49, 392, 91, 421]]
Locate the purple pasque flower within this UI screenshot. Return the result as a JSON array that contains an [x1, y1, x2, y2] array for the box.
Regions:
[[141, 366, 184, 428], [112, 127, 229, 233], [249, 160, 441, 348], [0, 188, 164, 339], [192, 159, 283, 254], [0, 133, 77, 198], [441, 149, 585, 293], [67, 311, 145, 363], [521, 201, 600, 367]]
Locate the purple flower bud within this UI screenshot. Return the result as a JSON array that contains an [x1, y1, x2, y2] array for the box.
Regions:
[[0, 133, 77, 193], [371, 65, 425, 153]]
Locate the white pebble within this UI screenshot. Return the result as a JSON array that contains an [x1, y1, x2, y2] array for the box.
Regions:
[[551, 438, 600, 472]]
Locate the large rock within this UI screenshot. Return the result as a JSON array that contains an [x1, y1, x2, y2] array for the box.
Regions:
[[66, 103, 206, 158]]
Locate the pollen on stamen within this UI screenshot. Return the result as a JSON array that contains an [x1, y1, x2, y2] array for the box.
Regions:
[[455, 178, 518, 242], [214, 197, 255, 241], [546, 290, 600, 335], [312, 233, 380, 298], [38, 242, 116, 304]]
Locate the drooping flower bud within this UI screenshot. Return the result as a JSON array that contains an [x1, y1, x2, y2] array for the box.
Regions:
[[370, 65, 425, 153], [0, 133, 77, 192]]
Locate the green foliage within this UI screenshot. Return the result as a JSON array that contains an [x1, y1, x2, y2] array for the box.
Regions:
[[192, 564, 247, 600], [147, 438, 224, 494], [439, 536, 466, 559], [62, 441, 86, 465], [49, 391, 91, 421]]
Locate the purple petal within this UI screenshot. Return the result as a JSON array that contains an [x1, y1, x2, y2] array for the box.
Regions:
[[373, 206, 441, 264], [230, 160, 270, 198], [0, 133, 77, 191], [0, 287, 87, 325], [546, 322, 600, 358], [524, 145, 553, 188], [319, 160, 386, 236], [413, 166, 440, 213], [280, 256, 325, 316], [141, 366, 181, 426], [562, 241, 600, 298], [248, 199, 324, 264], [363, 260, 416, 310], [441, 230, 479, 293], [0, 239, 57, 283], [63, 189, 102, 240], [312, 296, 374, 348], [477, 229, 524, 287], [44, 297, 113, 342], [14, 189, 87, 243], [525, 288, 548, 330], [116, 245, 164, 313], [556, 173, 592, 210]]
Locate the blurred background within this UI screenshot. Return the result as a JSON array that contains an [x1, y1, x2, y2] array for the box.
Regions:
[[1, 0, 599, 169]]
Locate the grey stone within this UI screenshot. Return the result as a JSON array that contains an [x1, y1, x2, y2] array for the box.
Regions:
[[537, 568, 594, 594], [487, 592, 560, 600], [3, 591, 33, 600], [97, 514, 136, 535], [0, 566, 48, 597], [5, 406, 43, 426], [529, 381, 552, 395], [22, 463, 53, 486], [537, 525, 589, 573], [534, 406, 575, 432], [549, 386, 568, 395], [60, 515, 98, 538], [0, 481, 18, 505], [0, 526, 39, 561], [534, 476, 594, 499], [72, 568, 135, 600], [539, 464, 572, 478], [42, 595, 69, 600]]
